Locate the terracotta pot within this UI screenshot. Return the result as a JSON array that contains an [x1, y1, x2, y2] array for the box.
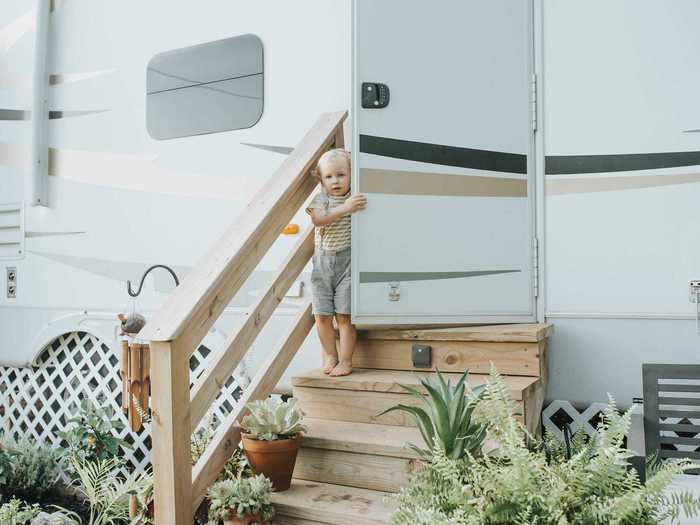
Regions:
[[241, 433, 302, 491], [224, 514, 270, 525]]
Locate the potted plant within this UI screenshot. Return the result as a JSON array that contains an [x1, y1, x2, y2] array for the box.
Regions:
[[240, 398, 306, 491], [206, 475, 275, 525]]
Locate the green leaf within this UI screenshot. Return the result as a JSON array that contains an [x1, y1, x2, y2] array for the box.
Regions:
[[378, 405, 436, 450]]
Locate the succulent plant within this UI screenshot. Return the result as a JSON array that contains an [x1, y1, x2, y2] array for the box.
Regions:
[[206, 474, 275, 524], [379, 369, 487, 460], [241, 398, 306, 441]]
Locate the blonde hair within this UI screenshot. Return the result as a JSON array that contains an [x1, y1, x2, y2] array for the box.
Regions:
[[314, 148, 351, 181]]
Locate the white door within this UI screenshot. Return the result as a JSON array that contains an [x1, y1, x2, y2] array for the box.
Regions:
[[352, 0, 536, 325]]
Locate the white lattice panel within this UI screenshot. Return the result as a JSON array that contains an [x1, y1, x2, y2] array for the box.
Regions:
[[0, 331, 242, 475]]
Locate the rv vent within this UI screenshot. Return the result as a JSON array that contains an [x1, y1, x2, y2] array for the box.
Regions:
[[0, 203, 23, 260]]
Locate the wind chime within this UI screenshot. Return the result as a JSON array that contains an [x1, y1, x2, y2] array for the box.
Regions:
[[120, 265, 179, 432]]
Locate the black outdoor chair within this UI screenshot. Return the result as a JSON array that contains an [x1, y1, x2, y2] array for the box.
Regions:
[[642, 363, 700, 474]]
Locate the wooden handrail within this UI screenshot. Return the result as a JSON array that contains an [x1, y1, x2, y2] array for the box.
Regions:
[[189, 225, 315, 430], [148, 112, 346, 524], [141, 111, 347, 350]]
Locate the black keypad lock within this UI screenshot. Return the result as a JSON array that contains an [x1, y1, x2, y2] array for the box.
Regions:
[[362, 82, 390, 109]]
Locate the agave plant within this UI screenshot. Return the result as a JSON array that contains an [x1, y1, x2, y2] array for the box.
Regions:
[[379, 369, 487, 460], [241, 397, 306, 441]]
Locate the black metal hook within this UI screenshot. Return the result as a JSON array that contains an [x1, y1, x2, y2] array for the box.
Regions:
[[127, 264, 180, 297]]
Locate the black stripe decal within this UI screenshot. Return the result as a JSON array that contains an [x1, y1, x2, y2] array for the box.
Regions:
[[360, 135, 527, 174], [546, 151, 700, 175]]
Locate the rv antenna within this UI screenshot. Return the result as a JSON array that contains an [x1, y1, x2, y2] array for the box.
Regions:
[[127, 264, 180, 297]]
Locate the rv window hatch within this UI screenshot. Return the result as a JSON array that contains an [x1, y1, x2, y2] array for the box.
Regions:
[[146, 34, 264, 139]]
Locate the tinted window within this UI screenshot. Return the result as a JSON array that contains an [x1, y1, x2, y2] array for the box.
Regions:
[[147, 34, 263, 139]]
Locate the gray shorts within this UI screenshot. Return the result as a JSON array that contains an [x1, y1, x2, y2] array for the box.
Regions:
[[311, 247, 351, 316]]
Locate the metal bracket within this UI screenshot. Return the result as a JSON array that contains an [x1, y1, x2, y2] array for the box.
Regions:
[[690, 280, 700, 303], [127, 264, 180, 297], [530, 73, 538, 132], [532, 237, 540, 298], [388, 283, 401, 302]]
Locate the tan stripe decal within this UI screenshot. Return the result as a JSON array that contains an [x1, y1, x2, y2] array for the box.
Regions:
[[360, 168, 527, 197], [0, 109, 108, 120], [26, 231, 86, 238], [546, 173, 700, 195], [50, 69, 115, 86], [0, 70, 114, 90]]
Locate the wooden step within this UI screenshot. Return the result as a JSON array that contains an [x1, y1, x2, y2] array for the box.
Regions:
[[294, 419, 421, 492], [355, 323, 553, 343], [271, 479, 392, 525], [342, 323, 552, 378], [301, 418, 421, 458], [293, 368, 543, 434], [274, 516, 332, 525], [293, 368, 538, 399]]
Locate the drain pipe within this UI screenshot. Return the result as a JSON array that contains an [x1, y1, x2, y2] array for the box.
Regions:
[[30, 0, 50, 207]]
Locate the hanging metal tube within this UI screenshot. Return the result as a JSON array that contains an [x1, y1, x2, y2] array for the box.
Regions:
[[30, 0, 50, 207]]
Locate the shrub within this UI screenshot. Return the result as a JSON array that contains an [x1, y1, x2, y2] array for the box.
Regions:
[[57, 399, 131, 476], [391, 367, 700, 525], [0, 498, 41, 525], [0, 435, 63, 497]]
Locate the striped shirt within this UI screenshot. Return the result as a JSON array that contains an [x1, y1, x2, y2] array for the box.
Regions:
[[306, 192, 351, 252]]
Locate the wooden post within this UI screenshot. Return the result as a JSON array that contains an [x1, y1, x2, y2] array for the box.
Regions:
[[334, 127, 345, 149], [150, 339, 192, 525]]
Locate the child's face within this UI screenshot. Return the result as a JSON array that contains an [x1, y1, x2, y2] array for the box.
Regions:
[[318, 158, 351, 196]]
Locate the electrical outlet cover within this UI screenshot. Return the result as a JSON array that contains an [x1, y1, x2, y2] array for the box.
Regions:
[[412, 344, 432, 368]]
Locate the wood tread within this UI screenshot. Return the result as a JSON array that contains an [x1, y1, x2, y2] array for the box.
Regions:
[[293, 368, 539, 400], [302, 418, 421, 459], [346, 323, 553, 343], [271, 479, 392, 525]]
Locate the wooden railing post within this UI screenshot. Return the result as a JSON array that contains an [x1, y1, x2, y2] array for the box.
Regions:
[[150, 340, 192, 525]]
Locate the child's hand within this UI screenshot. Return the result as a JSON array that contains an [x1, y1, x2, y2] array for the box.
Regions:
[[344, 194, 367, 214]]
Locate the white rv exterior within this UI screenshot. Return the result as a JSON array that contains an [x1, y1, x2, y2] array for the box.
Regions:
[[1, 0, 699, 409]]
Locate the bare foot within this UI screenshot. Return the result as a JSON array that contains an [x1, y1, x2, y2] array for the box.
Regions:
[[329, 362, 352, 377], [322, 357, 339, 374]]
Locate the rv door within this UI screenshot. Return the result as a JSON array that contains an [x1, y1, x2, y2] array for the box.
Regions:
[[352, 0, 536, 325]]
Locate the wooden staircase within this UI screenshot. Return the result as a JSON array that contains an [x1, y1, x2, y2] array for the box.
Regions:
[[271, 324, 551, 524], [140, 110, 552, 524]]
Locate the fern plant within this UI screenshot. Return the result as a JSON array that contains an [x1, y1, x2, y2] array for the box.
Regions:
[[391, 366, 700, 524], [69, 457, 151, 525], [379, 369, 487, 459]]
